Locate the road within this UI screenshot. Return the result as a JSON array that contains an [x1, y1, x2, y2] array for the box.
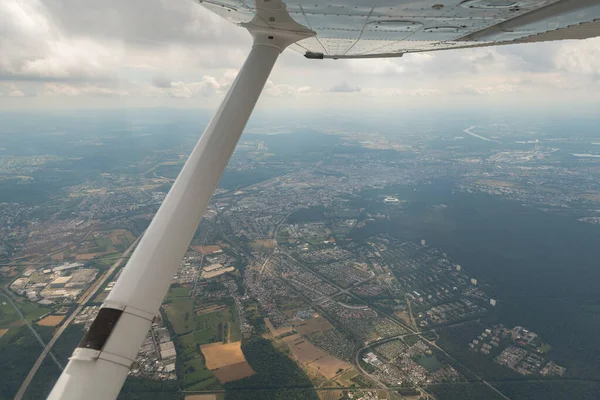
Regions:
[[353, 344, 389, 390], [191, 224, 212, 297], [405, 294, 416, 330], [13, 234, 143, 400], [355, 331, 511, 400], [211, 207, 506, 399], [463, 126, 501, 143], [260, 213, 291, 275], [423, 338, 511, 400], [354, 342, 436, 399], [1, 291, 62, 369], [279, 250, 416, 334], [280, 250, 510, 399]]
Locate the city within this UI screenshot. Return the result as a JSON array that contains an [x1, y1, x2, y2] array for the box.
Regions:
[[1, 112, 600, 400]]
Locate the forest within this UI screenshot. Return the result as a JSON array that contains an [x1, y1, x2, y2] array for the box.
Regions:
[[224, 338, 318, 400], [349, 181, 600, 381]]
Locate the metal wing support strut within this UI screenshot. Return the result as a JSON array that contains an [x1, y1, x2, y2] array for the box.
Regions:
[[47, 1, 314, 399]]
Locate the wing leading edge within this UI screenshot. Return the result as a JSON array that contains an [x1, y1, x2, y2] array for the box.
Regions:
[[196, 0, 600, 58]]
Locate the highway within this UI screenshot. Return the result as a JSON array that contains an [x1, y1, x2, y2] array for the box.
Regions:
[[463, 126, 501, 144], [13, 234, 142, 400], [280, 250, 510, 399], [354, 331, 511, 400], [212, 206, 508, 399]]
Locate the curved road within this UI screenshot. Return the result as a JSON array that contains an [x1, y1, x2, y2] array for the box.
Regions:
[[355, 331, 511, 400]]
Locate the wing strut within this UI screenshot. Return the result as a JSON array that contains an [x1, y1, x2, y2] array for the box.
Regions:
[[47, 2, 313, 399]]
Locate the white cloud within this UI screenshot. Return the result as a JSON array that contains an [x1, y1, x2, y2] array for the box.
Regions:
[[458, 85, 517, 95], [348, 58, 406, 76], [1, 0, 599, 108], [409, 88, 443, 97], [553, 40, 600, 77], [264, 81, 315, 97], [329, 82, 361, 93], [41, 83, 129, 97], [168, 77, 221, 98]]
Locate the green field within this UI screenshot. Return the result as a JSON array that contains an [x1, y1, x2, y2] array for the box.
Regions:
[[167, 286, 190, 299], [183, 356, 213, 388], [0, 299, 50, 331], [403, 334, 420, 346], [194, 305, 241, 343], [193, 327, 216, 345], [0, 325, 22, 347], [96, 253, 122, 267], [537, 343, 552, 354], [96, 237, 112, 250], [163, 299, 243, 390], [416, 354, 445, 372], [185, 376, 220, 391], [20, 302, 51, 321], [179, 332, 200, 358], [228, 308, 242, 343], [163, 299, 193, 335], [275, 297, 306, 314], [0, 301, 20, 328]]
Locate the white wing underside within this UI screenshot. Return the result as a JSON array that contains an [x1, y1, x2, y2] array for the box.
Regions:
[[196, 0, 600, 58]]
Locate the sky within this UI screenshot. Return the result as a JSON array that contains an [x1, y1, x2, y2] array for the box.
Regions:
[[1, 0, 599, 111]]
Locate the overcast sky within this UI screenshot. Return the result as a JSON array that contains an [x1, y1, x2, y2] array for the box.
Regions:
[[1, 0, 599, 111]]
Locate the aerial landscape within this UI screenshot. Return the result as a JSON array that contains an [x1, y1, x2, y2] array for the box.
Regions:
[[1, 107, 600, 400]]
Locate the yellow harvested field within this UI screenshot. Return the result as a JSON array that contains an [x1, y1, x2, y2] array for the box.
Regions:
[[0, 328, 8, 338], [282, 333, 301, 343], [37, 315, 65, 327], [213, 361, 256, 383], [192, 245, 222, 255], [76, 253, 101, 260], [289, 338, 328, 364], [251, 239, 276, 249], [308, 355, 352, 380], [477, 179, 515, 188], [394, 311, 414, 327], [319, 391, 343, 400], [284, 334, 352, 380], [195, 304, 226, 316], [108, 229, 135, 245], [292, 316, 334, 335], [200, 342, 248, 370], [185, 395, 217, 400]]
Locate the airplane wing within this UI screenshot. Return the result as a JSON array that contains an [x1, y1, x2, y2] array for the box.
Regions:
[[197, 0, 600, 58]]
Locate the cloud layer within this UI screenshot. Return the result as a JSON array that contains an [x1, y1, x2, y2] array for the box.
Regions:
[[1, 0, 599, 109]]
